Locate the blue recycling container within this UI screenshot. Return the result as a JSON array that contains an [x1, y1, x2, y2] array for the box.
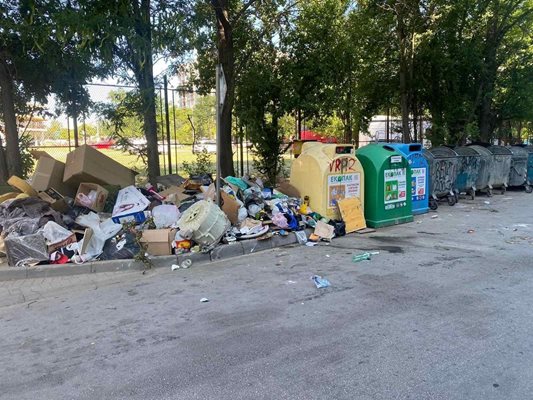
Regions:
[[386, 143, 429, 215]]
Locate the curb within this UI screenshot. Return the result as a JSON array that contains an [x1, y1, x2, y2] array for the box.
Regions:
[[0, 230, 305, 282]]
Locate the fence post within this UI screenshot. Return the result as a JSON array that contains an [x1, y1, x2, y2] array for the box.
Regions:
[[164, 75, 172, 175]]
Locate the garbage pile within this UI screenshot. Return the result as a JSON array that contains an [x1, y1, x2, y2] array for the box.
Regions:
[[0, 145, 351, 268]]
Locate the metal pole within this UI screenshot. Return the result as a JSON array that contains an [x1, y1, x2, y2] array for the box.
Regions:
[[239, 125, 244, 177], [171, 89, 178, 174], [164, 76, 172, 174], [159, 87, 166, 175], [386, 107, 390, 143], [215, 64, 222, 206], [67, 117, 71, 152]]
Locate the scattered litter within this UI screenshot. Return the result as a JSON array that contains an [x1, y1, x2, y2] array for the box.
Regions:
[[295, 230, 307, 244], [356, 227, 376, 234], [200, 297, 209, 303], [484, 201, 491, 205], [467, 229, 475, 234], [311, 275, 330, 289], [352, 251, 380, 262], [286, 280, 297, 284], [431, 215, 439, 219], [305, 241, 317, 247], [325, 254, 330, 258], [171, 264, 180, 271], [180, 259, 192, 269]]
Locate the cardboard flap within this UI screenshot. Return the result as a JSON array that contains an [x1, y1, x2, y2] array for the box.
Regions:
[[338, 197, 366, 233]]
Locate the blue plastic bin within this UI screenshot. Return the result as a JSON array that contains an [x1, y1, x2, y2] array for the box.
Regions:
[[386, 143, 429, 215]]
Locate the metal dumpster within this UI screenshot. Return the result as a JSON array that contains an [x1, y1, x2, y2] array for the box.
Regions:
[[525, 146, 533, 193], [454, 146, 481, 200], [467, 145, 494, 196], [487, 145, 512, 194], [422, 147, 459, 209], [507, 146, 531, 192]]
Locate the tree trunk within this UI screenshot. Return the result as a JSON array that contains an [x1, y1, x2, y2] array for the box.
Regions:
[[0, 60, 22, 177], [72, 113, 79, 147], [212, 0, 236, 178], [134, 0, 160, 183], [397, 19, 411, 143], [478, 23, 499, 143]]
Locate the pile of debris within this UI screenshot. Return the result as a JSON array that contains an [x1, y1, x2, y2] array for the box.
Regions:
[[0, 145, 353, 268]]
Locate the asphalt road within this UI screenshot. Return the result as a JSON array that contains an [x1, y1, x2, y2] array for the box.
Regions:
[[1, 191, 533, 400]]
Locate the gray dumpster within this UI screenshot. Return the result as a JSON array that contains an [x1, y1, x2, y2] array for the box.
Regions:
[[507, 146, 530, 192], [423, 147, 459, 208], [487, 145, 512, 194], [468, 145, 494, 196], [454, 146, 481, 200]]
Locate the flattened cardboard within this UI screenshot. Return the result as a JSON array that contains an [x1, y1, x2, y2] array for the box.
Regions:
[[201, 184, 240, 225], [337, 197, 366, 233], [277, 181, 301, 198], [75, 183, 109, 212], [32, 156, 76, 197], [47, 233, 77, 253], [221, 192, 240, 225], [314, 220, 335, 239], [63, 145, 136, 188], [159, 185, 191, 203], [140, 229, 177, 256]]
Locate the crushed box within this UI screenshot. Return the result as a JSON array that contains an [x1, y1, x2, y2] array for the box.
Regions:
[[63, 145, 136, 188]]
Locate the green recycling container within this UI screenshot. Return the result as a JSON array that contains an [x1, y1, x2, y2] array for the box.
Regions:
[[356, 144, 413, 228]]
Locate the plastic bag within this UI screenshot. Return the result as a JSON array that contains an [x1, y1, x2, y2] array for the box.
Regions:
[[75, 212, 122, 262], [43, 221, 73, 246], [4, 233, 48, 267], [99, 232, 140, 261], [152, 204, 180, 228]]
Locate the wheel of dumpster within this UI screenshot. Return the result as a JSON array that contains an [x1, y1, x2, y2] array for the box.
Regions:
[[525, 185, 533, 194], [500, 186, 506, 195], [470, 190, 476, 201], [454, 191, 459, 204], [429, 198, 438, 210], [447, 195, 456, 206], [487, 189, 493, 197]]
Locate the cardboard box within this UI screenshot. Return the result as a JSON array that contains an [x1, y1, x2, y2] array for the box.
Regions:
[[112, 185, 150, 224], [38, 188, 70, 213], [32, 156, 76, 197], [75, 183, 109, 212], [63, 145, 136, 188], [47, 233, 77, 253], [140, 229, 177, 256]]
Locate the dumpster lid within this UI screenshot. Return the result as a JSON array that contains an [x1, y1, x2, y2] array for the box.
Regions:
[[467, 145, 492, 156], [507, 146, 529, 157], [488, 145, 512, 155], [428, 146, 458, 158], [454, 146, 479, 156]]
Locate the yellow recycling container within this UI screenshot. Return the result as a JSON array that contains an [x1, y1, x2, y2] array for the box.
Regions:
[[290, 142, 365, 219]]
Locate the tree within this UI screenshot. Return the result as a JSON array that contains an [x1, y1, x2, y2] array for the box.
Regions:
[[80, 0, 190, 182], [191, 0, 294, 177]]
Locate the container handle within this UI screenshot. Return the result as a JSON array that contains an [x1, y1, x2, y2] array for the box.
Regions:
[[382, 145, 395, 152]]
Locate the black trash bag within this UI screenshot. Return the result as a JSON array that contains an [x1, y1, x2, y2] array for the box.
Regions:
[[99, 232, 141, 261], [328, 220, 346, 237], [189, 173, 213, 186]]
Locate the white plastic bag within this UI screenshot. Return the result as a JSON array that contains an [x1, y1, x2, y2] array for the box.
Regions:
[[152, 204, 181, 228], [42, 221, 73, 246]]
